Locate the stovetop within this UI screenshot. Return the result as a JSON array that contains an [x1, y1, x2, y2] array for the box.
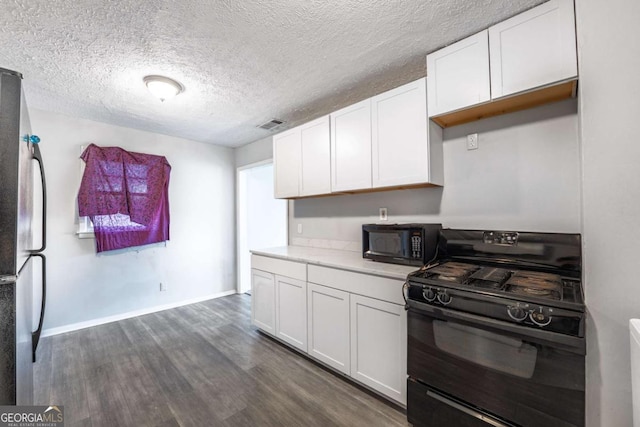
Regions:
[[406, 229, 585, 337]]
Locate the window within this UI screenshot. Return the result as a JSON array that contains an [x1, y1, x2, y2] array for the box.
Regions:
[[77, 144, 171, 253], [77, 146, 94, 238]]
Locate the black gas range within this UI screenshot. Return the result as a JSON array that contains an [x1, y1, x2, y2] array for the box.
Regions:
[[406, 229, 585, 427]]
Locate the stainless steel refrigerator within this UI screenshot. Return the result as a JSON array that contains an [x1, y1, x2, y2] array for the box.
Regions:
[[0, 67, 46, 405]]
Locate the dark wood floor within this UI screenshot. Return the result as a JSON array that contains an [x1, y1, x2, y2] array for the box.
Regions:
[[34, 294, 408, 427]]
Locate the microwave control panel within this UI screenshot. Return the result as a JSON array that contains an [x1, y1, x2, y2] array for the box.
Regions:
[[411, 232, 422, 259]]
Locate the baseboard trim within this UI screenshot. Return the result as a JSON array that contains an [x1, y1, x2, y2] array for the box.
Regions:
[[41, 290, 238, 338]]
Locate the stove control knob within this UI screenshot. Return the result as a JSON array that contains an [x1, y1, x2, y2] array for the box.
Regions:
[[529, 307, 553, 327], [422, 288, 437, 302], [437, 291, 452, 305], [507, 305, 528, 322]]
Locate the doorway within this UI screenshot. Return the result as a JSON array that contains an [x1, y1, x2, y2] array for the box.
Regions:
[[237, 161, 288, 294]]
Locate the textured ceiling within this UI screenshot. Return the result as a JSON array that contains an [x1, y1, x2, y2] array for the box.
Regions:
[[1, 0, 545, 148]]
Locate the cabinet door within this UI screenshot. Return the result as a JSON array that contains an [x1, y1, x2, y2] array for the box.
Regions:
[[251, 269, 276, 335], [273, 128, 301, 198], [275, 275, 307, 352], [371, 78, 429, 188], [307, 283, 350, 375], [350, 295, 407, 405], [427, 30, 490, 116], [489, 0, 577, 99], [330, 99, 372, 192], [300, 116, 331, 197]]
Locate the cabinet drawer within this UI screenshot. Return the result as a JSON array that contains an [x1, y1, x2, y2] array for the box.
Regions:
[[307, 264, 405, 306], [251, 255, 306, 281]]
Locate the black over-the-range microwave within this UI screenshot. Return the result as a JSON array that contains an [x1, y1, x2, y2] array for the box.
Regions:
[[362, 223, 442, 267]]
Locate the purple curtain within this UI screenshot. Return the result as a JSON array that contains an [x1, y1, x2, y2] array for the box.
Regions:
[[78, 143, 171, 253]]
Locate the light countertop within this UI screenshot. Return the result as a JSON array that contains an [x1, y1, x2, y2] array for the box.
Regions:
[[250, 246, 418, 281]]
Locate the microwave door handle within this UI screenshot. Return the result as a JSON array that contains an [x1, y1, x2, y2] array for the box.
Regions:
[[31, 143, 46, 254]]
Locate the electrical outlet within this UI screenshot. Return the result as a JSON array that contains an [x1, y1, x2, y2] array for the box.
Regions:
[[160, 282, 167, 292], [379, 207, 388, 221], [467, 133, 479, 150], [297, 223, 303, 234]]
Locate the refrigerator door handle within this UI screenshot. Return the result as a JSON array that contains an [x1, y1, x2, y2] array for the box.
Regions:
[[30, 253, 46, 363], [30, 143, 46, 254]]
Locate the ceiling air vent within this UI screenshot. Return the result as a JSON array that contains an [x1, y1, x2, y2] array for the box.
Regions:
[[257, 119, 284, 131]]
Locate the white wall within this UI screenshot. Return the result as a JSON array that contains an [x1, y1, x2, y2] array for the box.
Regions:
[[30, 109, 236, 331], [290, 99, 581, 243], [235, 136, 272, 168], [576, 0, 640, 425]]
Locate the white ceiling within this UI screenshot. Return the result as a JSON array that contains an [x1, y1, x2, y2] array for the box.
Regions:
[[1, 0, 545, 148]]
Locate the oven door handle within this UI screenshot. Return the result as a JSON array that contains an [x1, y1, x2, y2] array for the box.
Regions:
[[408, 300, 586, 354], [426, 390, 513, 427]]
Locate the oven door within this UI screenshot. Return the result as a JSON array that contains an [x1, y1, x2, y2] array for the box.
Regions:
[[408, 300, 585, 427]]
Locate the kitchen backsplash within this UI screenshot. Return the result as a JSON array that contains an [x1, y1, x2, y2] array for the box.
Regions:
[[291, 237, 360, 252]]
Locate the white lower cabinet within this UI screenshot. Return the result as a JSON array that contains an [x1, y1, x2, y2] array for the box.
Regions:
[[251, 255, 306, 338], [350, 294, 407, 405], [307, 283, 351, 375], [252, 254, 408, 406], [275, 275, 307, 352], [251, 269, 276, 335]]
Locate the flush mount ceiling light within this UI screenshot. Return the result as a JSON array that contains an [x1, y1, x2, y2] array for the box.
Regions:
[[143, 75, 184, 102]]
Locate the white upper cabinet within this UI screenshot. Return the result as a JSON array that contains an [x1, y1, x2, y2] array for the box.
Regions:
[[331, 99, 372, 192], [427, 0, 578, 126], [427, 31, 491, 117], [273, 128, 301, 198], [372, 78, 440, 188], [274, 79, 444, 197], [299, 116, 331, 197], [489, 0, 577, 99], [274, 116, 331, 199]]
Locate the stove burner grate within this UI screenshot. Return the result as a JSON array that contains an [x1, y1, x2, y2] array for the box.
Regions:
[[504, 271, 563, 301], [422, 262, 479, 284], [411, 259, 584, 306], [467, 267, 511, 290]]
